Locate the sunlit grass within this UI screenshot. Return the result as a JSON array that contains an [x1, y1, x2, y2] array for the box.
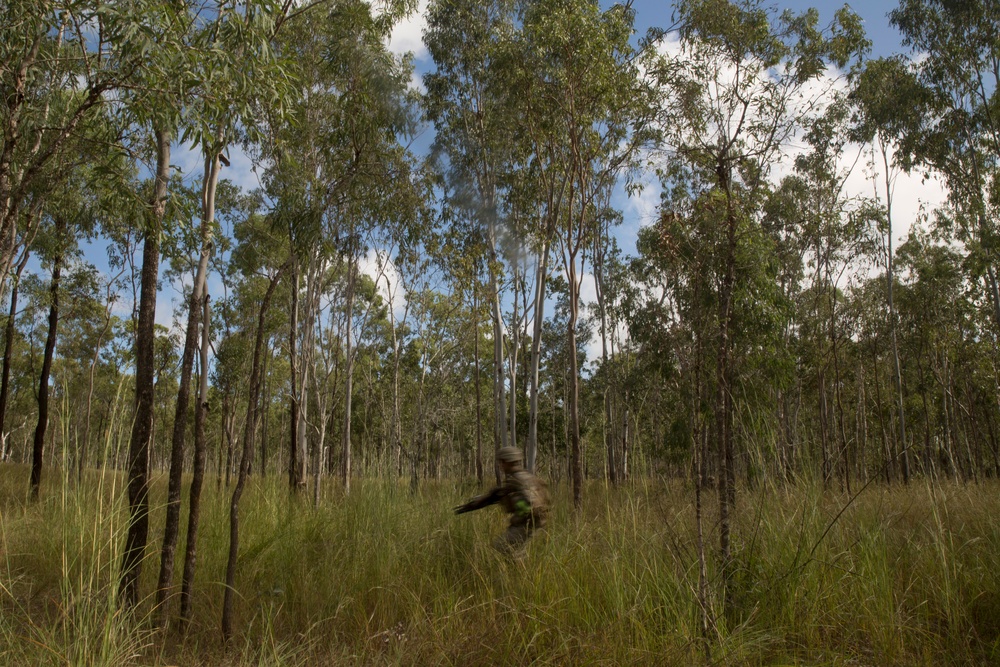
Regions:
[[3, 461, 1000, 665]]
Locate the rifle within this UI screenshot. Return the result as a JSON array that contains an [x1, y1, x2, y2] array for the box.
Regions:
[[454, 487, 503, 515]]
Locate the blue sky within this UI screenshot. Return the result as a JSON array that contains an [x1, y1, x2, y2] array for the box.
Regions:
[[626, 1, 910, 56]]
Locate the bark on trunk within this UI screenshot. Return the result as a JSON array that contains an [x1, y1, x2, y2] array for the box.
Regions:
[[883, 148, 909, 484], [28, 243, 61, 499], [288, 258, 301, 489], [0, 251, 30, 460], [716, 184, 737, 617], [525, 241, 550, 473], [156, 142, 220, 617], [222, 263, 286, 643], [473, 285, 483, 483], [568, 255, 583, 510], [121, 127, 169, 608], [594, 239, 616, 485], [180, 293, 210, 628], [342, 254, 357, 493]]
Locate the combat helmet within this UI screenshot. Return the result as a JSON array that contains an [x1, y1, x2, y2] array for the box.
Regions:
[[497, 446, 523, 465]]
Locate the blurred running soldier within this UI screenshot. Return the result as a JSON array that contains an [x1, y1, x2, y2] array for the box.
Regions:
[[454, 446, 549, 554]]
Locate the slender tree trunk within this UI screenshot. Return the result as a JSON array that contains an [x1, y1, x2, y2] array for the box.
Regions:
[[882, 147, 909, 484], [288, 259, 300, 489], [29, 243, 62, 499], [595, 251, 616, 485], [121, 127, 170, 608], [568, 252, 583, 510], [313, 385, 325, 508], [0, 251, 29, 457], [832, 304, 850, 494], [82, 285, 116, 485], [222, 263, 286, 644], [986, 264, 1000, 335], [259, 344, 271, 476], [550, 387, 558, 485], [525, 241, 550, 473], [857, 363, 868, 485], [295, 255, 320, 491], [621, 403, 630, 481], [694, 440, 712, 661], [487, 211, 508, 485], [156, 296, 199, 610], [180, 293, 210, 628], [509, 261, 520, 450], [716, 185, 738, 615], [156, 142, 220, 618], [873, 345, 892, 484], [473, 285, 483, 484], [819, 369, 830, 485], [342, 254, 357, 493], [224, 405, 235, 488]]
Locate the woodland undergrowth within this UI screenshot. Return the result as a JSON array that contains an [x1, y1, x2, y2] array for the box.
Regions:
[[1, 464, 999, 666]]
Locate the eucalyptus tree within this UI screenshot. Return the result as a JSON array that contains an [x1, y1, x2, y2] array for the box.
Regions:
[[0, 0, 165, 297], [881, 0, 1000, 333], [537, 274, 594, 482], [24, 142, 115, 497], [590, 217, 632, 483], [221, 209, 291, 643], [27, 215, 71, 499], [118, 0, 203, 609], [425, 0, 521, 470], [893, 226, 971, 477], [767, 100, 875, 486], [850, 58, 934, 484], [512, 0, 655, 508], [851, 1, 1000, 480], [404, 284, 471, 482], [653, 0, 867, 613], [320, 3, 422, 493], [262, 0, 419, 493], [379, 250, 420, 478], [155, 0, 297, 624]]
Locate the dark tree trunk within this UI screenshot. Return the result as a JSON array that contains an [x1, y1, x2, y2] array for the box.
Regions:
[[121, 127, 169, 608], [28, 245, 61, 499], [222, 263, 286, 643], [259, 343, 271, 477], [180, 293, 210, 628], [0, 251, 29, 456], [568, 259, 583, 510], [156, 142, 219, 618], [155, 284, 202, 615], [288, 258, 300, 489], [474, 286, 483, 484], [716, 175, 738, 617], [342, 254, 357, 493]]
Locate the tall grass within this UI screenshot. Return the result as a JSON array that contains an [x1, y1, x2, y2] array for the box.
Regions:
[[3, 461, 1000, 665]]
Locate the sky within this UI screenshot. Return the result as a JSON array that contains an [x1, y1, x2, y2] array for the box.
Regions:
[[84, 0, 949, 361]]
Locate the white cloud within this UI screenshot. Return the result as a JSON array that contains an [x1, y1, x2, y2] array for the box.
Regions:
[[387, 0, 429, 61], [358, 249, 408, 322]]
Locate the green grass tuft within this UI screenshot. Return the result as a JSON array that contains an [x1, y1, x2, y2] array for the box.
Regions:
[[3, 466, 1000, 665]]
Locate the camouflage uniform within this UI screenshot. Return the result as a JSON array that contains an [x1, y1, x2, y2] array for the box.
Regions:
[[455, 447, 549, 555]]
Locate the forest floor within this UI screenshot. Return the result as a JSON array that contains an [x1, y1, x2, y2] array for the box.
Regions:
[[2, 464, 999, 665]]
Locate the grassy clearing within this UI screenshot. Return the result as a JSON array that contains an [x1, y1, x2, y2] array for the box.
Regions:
[[2, 466, 1000, 665]]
